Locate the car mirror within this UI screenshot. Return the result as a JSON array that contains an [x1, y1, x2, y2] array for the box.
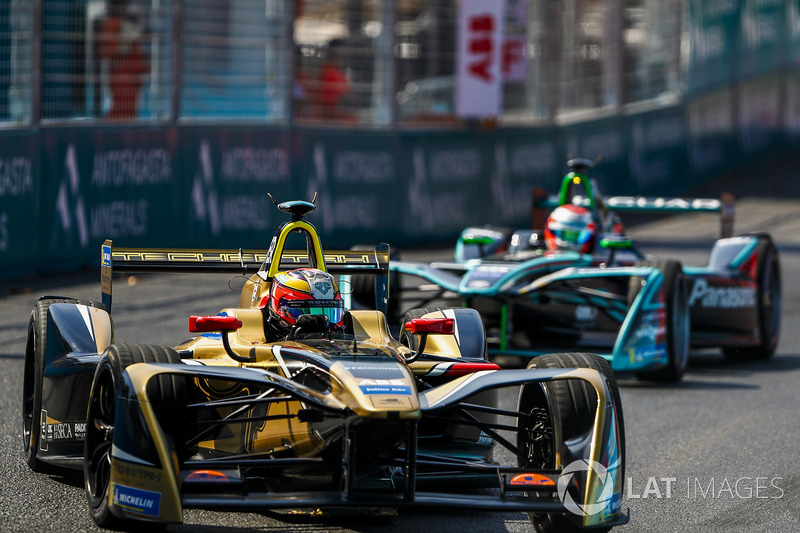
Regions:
[[402, 317, 454, 364], [189, 315, 243, 333]]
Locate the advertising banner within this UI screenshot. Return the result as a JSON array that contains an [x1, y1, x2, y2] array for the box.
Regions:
[[456, 0, 506, 118], [737, 0, 785, 78], [625, 107, 689, 196], [737, 75, 783, 158], [176, 128, 295, 248], [687, 88, 737, 177], [687, 1, 739, 93], [0, 134, 37, 275], [39, 128, 179, 267]]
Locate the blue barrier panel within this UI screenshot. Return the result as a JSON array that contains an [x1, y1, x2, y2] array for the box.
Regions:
[[558, 115, 630, 196], [0, 133, 38, 276], [39, 127, 178, 268], [737, 0, 787, 77], [687, 1, 740, 94], [175, 127, 295, 249], [686, 87, 739, 179], [737, 74, 785, 160], [624, 106, 689, 196]]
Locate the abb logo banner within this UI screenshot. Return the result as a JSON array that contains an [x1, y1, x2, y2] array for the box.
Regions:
[[456, 0, 506, 118]]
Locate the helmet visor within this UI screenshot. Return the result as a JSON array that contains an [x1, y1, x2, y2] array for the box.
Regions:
[[279, 298, 345, 324], [550, 227, 593, 246]]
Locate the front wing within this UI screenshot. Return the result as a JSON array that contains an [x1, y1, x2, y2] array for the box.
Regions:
[[106, 362, 626, 528]]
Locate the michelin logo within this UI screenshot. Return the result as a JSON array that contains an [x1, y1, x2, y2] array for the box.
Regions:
[[112, 483, 161, 517], [689, 279, 756, 309]]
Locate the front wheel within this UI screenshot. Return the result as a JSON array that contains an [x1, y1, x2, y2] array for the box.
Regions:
[[84, 344, 183, 528], [23, 298, 106, 472], [519, 352, 625, 532], [635, 259, 689, 382]]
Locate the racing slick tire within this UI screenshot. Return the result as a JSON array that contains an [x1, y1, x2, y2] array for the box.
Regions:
[[723, 238, 781, 361], [85, 344, 184, 529], [347, 244, 399, 320], [632, 259, 690, 383], [399, 307, 488, 360], [518, 352, 625, 533], [22, 297, 106, 472]]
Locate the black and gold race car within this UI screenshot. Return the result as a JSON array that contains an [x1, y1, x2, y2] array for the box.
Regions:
[[23, 197, 627, 531]]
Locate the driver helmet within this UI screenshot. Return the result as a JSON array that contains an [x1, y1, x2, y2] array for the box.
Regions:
[[267, 268, 345, 329], [544, 204, 596, 253]]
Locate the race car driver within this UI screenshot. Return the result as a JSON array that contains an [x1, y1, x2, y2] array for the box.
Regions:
[[543, 204, 597, 254], [264, 267, 346, 340]]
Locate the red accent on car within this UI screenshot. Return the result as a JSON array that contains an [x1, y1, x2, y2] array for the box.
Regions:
[[442, 362, 501, 376], [404, 317, 455, 334], [189, 315, 243, 332]]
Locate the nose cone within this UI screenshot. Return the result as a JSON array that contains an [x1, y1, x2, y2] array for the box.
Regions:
[[329, 359, 420, 419]]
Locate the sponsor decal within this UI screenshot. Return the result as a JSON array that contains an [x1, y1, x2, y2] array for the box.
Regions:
[[102, 245, 112, 267], [558, 459, 622, 517], [314, 281, 332, 295], [55, 144, 89, 248], [605, 196, 721, 211], [114, 462, 162, 483], [192, 140, 275, 235], [90, 149, 171, 188], [111, 483, 161, 517], [56, 144, 158, 247], [360, 385, 412, 395], [186, 470, 229, 482], [456, 1, 504, 117], [633, 323, 661, 343], [0, 156, 33, 197], [628, 345, 665, 363], [477, 431, 493, 446], [347, 366, 406, 380], [359, 379, 412, 395], [221, 147, 288, 183], [40, 411, 86, 445], [192, 140, 221, 236], [510, 473, 556, 487], [39, 411, 48, 451], [688, 278, 756, 309], [333, 151, 395, 184]]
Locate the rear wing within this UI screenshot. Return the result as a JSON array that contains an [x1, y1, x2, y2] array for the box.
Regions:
[[101, 240, 390, 312], [530, 189, 736, 238]]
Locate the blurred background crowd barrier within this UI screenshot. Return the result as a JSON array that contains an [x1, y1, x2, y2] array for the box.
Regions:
[[1, 0, 799, 276]]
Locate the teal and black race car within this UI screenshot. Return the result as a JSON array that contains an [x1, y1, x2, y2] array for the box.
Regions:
[[23, 196, 627, 531], [376, 159, 780, 383]]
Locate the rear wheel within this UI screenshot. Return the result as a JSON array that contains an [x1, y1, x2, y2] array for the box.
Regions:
[[635, 260, 689, 382], [519, 352, 625, 533], [723, 241, 781, 361], [22, 298, 106, 472], [84, 344, 183, 528]]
